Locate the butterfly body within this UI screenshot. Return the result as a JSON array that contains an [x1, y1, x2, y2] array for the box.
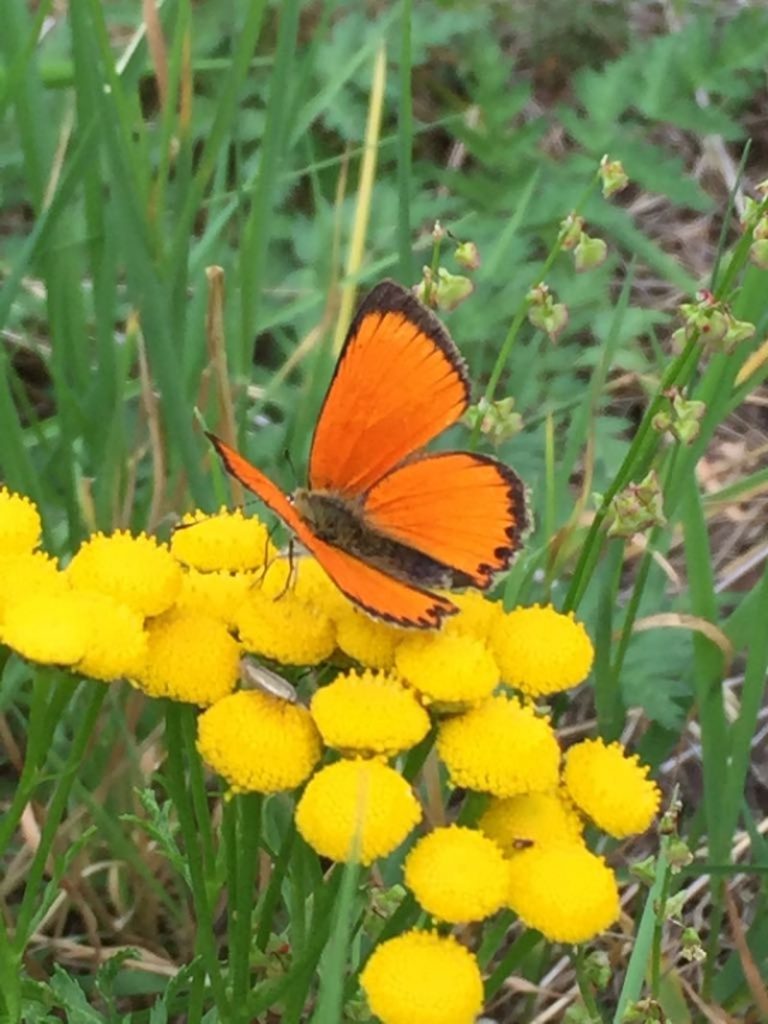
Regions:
[[208, 280, 529, 629]]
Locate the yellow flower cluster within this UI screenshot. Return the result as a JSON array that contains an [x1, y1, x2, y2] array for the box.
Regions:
[[0, 490, 664, 986]]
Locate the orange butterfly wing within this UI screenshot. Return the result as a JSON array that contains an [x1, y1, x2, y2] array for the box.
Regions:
[[362, 452, 528, 588], [206, 433, 456, 628], [309, 280, 470, 495]]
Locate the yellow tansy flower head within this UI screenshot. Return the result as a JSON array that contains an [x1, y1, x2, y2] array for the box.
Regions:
[[292, 556, 355, 620], [0, 487, 42, 555], [563, 738, 661, 838], [437, 694, 560, 797], [251, 557, 294, 599], [492, 603, 594, 696], [67, 531, 181, 616], [404, 825, 509, 924], [295, 758, 421, 865], [334, 607, 402, 669], [197, 689, 321, 793], [236, 588, 335, 666], [2, 588, 90, 666], [134, 608, 239, 705], [395, 632, 498, 706], [171, 508, 275, 572], [176, 568, 255, 627], [74, 591, 148, 682], [507, 844, 620, 943], [310, 670, 430, 757], [442, 589, 503, 645], [361, 931, 483, 1024], [479, 791, 584, 855], [0, 552, 67, 625]]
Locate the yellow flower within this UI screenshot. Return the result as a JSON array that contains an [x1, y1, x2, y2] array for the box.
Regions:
[[310, 670, 429, 757], [437, 695, 560, 797], [0, 552, 66, 625], [171, 508, 276, 572], [563, 738, 660, 838], [395, 632, 498, 705], [361, 931, 483, 1024], [292, 556, 355, 620], [441, 590, 503, 645], [2, 588, 90, 666], [478, 791, 584, 855], [0, 567, 144, 680], [0, 487, 41, 554], [236, 588, 336, 666], [506, 844, 620, 943], [67, 531, 181, 616], [252, 558, 294, 599], [334, 607, 402, 669], [197, 690, 321, 793], [492, 604, 594, 696], [404, 825, 509, 923], [134, 608, 240, 705], [176, 568, 255, 627], [74, 591, 148, 682], [295, 759, 421, 865]]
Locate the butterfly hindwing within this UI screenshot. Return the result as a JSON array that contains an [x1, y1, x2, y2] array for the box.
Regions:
[[309, 280, 470, 496], [362, 451, 529, 587]]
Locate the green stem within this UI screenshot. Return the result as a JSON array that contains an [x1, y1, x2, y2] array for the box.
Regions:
[[231, 794, 263, 1023], [608, 447, 680, 688], [181, 705, 217, 875], [593, 538, 625, 740], [15, 683, 107, 942], [574, 946, 606, 1022], [472, 172, 601, 450], [256, 821, 297, 952], [397, 0, 413, 284], [650, 845, 673, 998], [0, 671, 78, 855], [562, 335, 701, 613], [164, 702, 228, 1015]]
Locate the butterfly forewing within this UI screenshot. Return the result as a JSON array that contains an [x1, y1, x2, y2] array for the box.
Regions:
[[309, 281, 470, 496]]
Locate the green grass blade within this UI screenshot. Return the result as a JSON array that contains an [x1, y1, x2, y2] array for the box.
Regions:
[[237, 0, 302, 379], [397, 0, 413, 284]]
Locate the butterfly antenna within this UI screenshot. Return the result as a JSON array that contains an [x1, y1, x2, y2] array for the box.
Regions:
[[282, 448, 299, 489]]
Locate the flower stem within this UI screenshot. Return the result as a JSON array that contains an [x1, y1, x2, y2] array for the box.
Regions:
[[562, 335, 701, 613], [574, 946, 606, 1022], [472, 172, 601, 450], [164, 702, 228, 1015], [231, 793, 263, 1023]]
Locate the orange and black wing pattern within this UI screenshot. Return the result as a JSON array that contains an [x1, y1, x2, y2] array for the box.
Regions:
[[206, 433, 457, 628], [363, 451, 528, 588], [309, 280, 470, 496]]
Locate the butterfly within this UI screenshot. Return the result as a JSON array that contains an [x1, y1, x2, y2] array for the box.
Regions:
[[207, 280, 528, 629]]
